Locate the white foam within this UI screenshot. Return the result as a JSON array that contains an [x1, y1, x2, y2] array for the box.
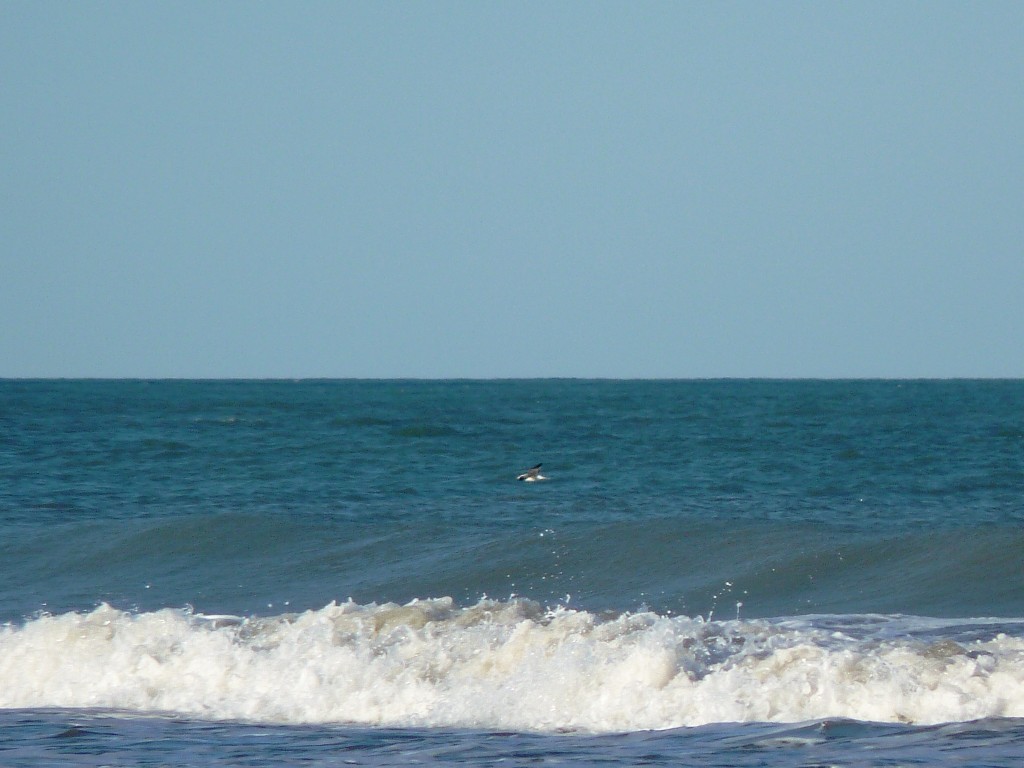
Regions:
[[2, 600, 1024, 731]]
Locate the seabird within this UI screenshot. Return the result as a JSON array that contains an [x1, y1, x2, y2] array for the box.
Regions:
[[517, 463, 547, 482]]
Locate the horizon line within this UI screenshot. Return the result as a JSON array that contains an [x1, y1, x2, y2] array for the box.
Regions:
[[2, 376, 1022, 383]]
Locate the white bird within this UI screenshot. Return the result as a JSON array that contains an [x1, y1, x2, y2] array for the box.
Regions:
[[517, 463, 548, 482]]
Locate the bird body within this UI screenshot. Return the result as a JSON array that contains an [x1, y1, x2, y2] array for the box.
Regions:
[[517, 463, 547, 482]]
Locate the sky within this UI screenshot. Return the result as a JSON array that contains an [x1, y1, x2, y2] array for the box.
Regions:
[[2, 2, 1022, 379]]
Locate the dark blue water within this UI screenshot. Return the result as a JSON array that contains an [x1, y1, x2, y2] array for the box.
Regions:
[[2, 379, 1023, 765]]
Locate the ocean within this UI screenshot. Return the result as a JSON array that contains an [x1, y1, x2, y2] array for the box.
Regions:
[[1, 378, 1022, 766]]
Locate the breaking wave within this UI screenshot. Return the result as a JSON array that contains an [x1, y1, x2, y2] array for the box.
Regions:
[[3, 599, 1024, 732]]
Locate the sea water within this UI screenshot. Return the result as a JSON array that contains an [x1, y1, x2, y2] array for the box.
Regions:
[[1, 379, 1022, 766]]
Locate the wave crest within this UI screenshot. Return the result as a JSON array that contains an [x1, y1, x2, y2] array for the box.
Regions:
[[2, 601, 1023, 731]]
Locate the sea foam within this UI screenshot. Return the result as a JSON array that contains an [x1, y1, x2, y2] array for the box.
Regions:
[[2, 600, 1023, 732]]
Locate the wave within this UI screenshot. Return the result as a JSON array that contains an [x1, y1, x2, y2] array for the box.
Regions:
[[5, 514, 1024, 625], [3, 600, 1024, 732]]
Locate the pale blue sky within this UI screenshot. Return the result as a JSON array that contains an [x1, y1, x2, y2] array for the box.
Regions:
[[3, 2, 1022, 378]]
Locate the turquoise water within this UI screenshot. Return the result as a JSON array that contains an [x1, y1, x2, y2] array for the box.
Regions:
[[2, 379, 1023, 765]]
